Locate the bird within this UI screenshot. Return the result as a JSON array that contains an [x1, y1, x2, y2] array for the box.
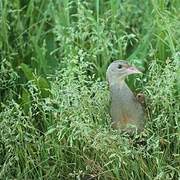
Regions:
[[106, 60, 145, 133]]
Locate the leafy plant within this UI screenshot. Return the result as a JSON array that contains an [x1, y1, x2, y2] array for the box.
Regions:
[[0, 0, 179, 179]]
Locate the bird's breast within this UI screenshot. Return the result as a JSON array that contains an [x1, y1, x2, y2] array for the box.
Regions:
[[110, 82, 144, 130]]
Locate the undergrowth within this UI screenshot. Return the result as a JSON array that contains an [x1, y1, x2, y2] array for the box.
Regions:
[[0, 56, 179, 179], [0, 0, 179, 179]]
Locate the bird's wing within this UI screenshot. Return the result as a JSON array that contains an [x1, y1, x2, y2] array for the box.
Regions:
[[136, 93, 146, 107]]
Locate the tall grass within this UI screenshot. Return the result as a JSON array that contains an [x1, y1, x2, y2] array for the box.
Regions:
[[0, 0, 179, 179]]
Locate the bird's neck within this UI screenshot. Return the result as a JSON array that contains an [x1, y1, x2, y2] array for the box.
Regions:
[[109, 78, 126, 88], [110, 79, 133, 103]]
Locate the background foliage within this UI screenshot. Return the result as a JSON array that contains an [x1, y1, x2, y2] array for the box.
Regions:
[[0, 0, 179, 179]]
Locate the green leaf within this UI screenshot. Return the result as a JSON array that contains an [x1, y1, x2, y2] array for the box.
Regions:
[[45, 127, 56, 136], [19, 63, 35, 81], [37, 76, 51, 98], [20, 88, 31, 114]]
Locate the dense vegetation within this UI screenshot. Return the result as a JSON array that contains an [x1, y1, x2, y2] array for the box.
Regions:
[[0, 0, 179, 179]]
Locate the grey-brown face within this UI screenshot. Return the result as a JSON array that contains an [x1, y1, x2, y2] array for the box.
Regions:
[[106, 60, 141, 83]]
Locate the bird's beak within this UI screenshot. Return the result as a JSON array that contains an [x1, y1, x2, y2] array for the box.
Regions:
[[126, 66, 142, 75]]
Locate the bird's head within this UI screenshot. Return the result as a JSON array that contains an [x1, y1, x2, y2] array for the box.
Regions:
[[106, 60, 142, 84]]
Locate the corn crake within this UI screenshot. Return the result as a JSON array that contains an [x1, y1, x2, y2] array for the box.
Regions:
[[106, 60, 145, 133]]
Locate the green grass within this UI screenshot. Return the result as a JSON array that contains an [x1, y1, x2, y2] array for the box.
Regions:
[[0, 0, 179, 179]]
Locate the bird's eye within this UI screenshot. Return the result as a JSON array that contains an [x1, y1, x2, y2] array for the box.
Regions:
[[118, 64, 122, 69]]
